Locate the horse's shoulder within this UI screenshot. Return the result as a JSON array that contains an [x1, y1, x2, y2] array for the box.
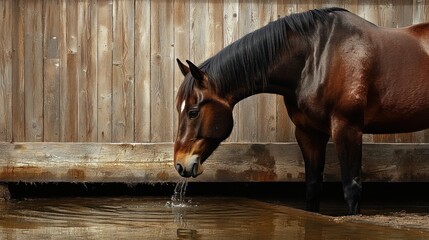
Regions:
[[406, 22, 429, 37]]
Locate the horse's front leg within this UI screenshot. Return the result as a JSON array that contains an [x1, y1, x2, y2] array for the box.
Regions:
[[331, 117, 363, 215], [295, 127, 329, 213]]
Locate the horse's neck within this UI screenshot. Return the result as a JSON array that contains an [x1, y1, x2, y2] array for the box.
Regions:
[[225, 40, 309, 107]]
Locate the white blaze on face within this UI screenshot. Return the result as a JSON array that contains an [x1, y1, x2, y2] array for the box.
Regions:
[[181, 100, 186, 113]]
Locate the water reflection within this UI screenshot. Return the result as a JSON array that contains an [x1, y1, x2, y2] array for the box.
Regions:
[[0, 197, 427, 239]]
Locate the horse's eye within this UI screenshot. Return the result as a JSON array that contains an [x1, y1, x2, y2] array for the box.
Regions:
[[188, 109, 199, 119]]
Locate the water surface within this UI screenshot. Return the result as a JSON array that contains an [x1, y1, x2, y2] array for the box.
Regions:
[[0, 197, 428, 239]]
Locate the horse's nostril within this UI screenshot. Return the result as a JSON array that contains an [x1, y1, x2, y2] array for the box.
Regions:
[[191, 163, 198, 177], [176, 163, 184, 175]]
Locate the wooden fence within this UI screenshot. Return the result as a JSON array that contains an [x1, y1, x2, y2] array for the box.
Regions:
[[1, 0, 429, 144], [0, 1, 429, 184]]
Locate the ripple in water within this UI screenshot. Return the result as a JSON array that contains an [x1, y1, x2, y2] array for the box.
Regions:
[[1, 197, 428, 239]]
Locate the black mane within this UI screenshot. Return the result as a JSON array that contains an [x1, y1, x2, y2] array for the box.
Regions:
[[178, 7, 348, 101]]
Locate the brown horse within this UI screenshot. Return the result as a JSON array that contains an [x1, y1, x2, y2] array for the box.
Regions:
[[174, 8, 429, 215]]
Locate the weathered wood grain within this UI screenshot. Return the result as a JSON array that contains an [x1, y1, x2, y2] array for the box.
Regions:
[[24, 1, 44, 142], [150, 0, 174, 142], [43, 0, 61, 142], [0, 142, 427, 183], [78, 0, 98, 142], [313, 0, 345, 9], [208, 0, 224, 56], [413, 0, 429, 24], [0, 0, 13, 142], [344, 0, 359, 13], [60, 0, 79, 142], [97, 0, 113, 142], [11, 0, 25, 142], [135, 0, 151, 142], [112, 0, 135, 142], [1, 1, 429, 145]]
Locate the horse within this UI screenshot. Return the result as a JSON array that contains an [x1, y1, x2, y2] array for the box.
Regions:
[[173, 7, 429, 215]]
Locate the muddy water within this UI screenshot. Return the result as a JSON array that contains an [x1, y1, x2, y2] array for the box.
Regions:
[[0, 197, 428, 240]]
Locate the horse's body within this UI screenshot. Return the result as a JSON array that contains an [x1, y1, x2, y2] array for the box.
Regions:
[[173, 8, 429, 215]]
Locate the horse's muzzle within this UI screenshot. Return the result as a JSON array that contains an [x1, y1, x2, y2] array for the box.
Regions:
[[175, 154, 203, 178]]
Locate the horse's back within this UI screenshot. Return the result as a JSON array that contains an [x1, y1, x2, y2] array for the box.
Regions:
[[362, 21, 429, 133], [406, 23, 429, 54], [407, 22, 429, 37], [327, 12, 429, 133]]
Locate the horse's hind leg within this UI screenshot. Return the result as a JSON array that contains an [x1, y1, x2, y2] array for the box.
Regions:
[[331, 117, 363, 215], [295, 127, 329, 213]]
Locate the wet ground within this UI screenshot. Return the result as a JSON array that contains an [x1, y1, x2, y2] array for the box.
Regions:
[[0, 182, 428, 239], [0, 197, 428, 239]]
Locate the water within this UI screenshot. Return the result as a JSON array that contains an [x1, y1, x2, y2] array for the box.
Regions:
[[0, 197, 428, 239], [165, 179, 194, 208]]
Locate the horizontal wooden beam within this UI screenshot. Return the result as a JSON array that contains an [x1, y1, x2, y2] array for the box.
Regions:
[[0, 142, 428, 183]]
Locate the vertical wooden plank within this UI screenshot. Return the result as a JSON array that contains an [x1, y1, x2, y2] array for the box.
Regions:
[[189, 0, 222, 67], [60, 1, 78, 142], [397, 0, 413, 27], [112, 0, 135, 142], [77, 0, 98, 142], [135, 0, 151, 142], [223, 0, 240, 142], [276, 0, 294, 19], [0, 0, 13, 142], [237, 0, 259, 142], [173, 0, 190, 140], [297, 0, 314, 13], [11, 0, 25, 142], [379, 0, 396, 27], [413, 0, 429, 24], [357, 0, 380, 25], [98, 0, 113, 142], [24, 0, 44, 142], [257, 0, 278, 142], [344, 0, 359, 14], [43, 0, 61, 142], [150, 1, 174, 142], [208, 0, 224, 56], [313, 0, 345, 8], [134, 1, 152, 142], [190, 0, 208, 64], [277, 0, 313, 15]]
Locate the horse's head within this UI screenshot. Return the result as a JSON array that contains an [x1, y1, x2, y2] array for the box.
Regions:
[[174, 59, 234, 178]]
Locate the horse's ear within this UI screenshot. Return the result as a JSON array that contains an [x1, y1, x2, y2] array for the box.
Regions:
[[176, 58, 189, 76], [186, 60, 205, 83]]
